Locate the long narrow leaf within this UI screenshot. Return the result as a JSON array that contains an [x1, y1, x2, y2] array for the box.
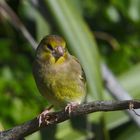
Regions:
[[44, 0, 102, 99]]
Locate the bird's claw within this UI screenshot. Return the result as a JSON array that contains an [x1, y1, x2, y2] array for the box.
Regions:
[[38, 110, 50, 126], [65, 102, 79, 115], [38, 105, 53, 126]]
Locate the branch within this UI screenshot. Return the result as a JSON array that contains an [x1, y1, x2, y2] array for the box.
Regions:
[[0, 100, 140, 140]]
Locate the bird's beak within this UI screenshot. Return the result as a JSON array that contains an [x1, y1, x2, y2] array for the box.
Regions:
[[57, 46, 64, 56], [53, 46, 65, 59]]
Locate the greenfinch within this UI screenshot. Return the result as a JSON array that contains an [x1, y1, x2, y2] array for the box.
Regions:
[[33, 35, 86, 124]]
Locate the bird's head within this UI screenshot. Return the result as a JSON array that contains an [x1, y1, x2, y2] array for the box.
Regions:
[[36, 35, 68, 64]]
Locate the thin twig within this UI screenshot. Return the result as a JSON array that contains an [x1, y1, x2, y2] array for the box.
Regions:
[[94, 31, 120, 50], [0, 1, 37, 49]]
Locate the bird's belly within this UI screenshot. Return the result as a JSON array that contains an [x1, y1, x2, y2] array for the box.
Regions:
[[34, 60, 86, 109], [42, 74, 85, 108]]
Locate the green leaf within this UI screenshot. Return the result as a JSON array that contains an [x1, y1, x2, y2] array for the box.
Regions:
[[44, 0, 102, 99]]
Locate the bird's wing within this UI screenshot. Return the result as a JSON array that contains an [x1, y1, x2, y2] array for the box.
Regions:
[[72, 56, 86, 84]]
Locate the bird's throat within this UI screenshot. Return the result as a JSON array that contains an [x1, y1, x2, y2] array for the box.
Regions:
[[55, 56, 66, 64], [49, 54, 67, 65]]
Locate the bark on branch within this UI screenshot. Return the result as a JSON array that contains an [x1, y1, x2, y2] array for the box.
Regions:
[[0, 100, 140, 140]]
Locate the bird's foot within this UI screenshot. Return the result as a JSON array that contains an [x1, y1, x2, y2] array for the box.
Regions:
[[65, 102, 80, 115], [38, 105, 53, 126]]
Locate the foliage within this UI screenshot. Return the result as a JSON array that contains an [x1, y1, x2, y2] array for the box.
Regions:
[[0, 0, 140, 139]]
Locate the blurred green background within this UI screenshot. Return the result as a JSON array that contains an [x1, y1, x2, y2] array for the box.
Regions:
[[0, 0, 140, 140]]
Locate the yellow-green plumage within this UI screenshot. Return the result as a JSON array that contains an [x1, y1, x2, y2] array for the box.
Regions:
[[33, 35, 86, 110]]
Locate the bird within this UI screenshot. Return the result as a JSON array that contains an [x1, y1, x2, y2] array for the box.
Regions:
[[33, 35, 86, 125]]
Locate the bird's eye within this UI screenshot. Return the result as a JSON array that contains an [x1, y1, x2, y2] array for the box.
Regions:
[[47, 44, 53, 51]]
